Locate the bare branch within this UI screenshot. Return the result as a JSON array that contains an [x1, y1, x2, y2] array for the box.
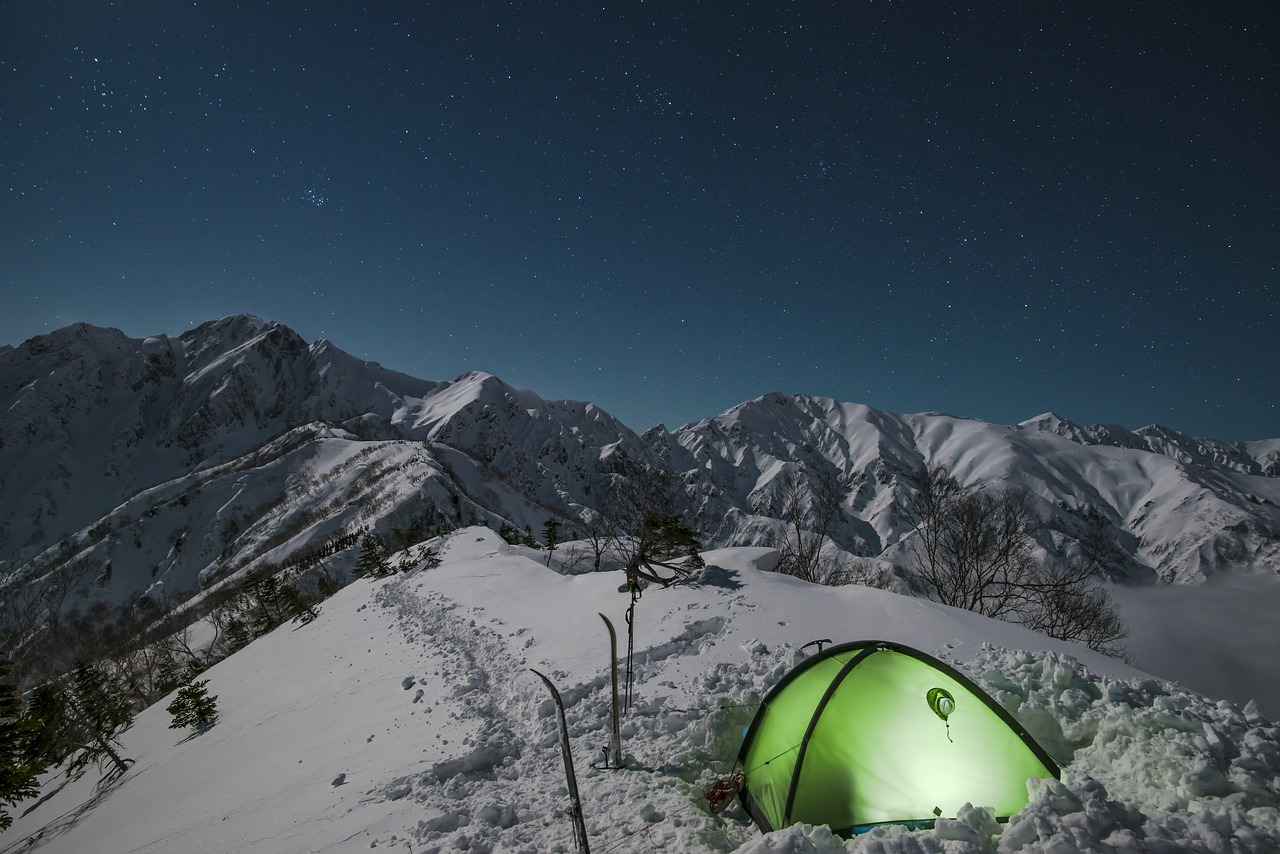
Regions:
[[899, 463, 1128, 656]]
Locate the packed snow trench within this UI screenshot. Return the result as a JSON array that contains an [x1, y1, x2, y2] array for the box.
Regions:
[[5, 528, 1279, 853]]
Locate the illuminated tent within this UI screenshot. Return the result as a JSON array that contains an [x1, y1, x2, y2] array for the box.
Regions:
[[737, 640, 1059, 836]]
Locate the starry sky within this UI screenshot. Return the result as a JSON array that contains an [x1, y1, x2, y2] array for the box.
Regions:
[[2, 2, 1277, 440]]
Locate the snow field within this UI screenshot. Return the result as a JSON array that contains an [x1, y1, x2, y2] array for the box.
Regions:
[[4, 528, 1279, 853]]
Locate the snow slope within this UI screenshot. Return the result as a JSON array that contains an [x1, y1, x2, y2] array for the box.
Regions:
[[5, 529, 1278, 853]]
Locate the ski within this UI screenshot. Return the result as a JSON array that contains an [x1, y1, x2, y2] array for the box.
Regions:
[[597, 613, 623, 769], [530, 669, 590, 854]]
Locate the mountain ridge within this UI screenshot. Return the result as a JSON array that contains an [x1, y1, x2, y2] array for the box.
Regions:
[[2, 316, 1277, 614]]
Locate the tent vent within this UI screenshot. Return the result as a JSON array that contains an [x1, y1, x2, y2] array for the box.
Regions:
[[927, 687, 955, 721], [928, 687, 955, 742]]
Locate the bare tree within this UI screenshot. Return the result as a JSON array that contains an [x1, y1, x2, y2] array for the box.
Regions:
[[771, 467, 846, 584], [578, 507, 612, 573], [1022, 573, 1129, 659], [842, 557, 899, 591], [901, 463, 1127, 655], [603, 461, 703, 587], [0, 558, 97, 684], [915, 479, 1041, 620], [554, 543, 592, 575]]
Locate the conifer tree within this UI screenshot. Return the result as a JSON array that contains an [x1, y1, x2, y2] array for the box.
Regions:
[[224, 614, 255, 654], [246, 575, 286, 635], [0, 661, 42, 831], [70, 663, 132, 743], [355, 533, 391, 578], [316, 572, 342, 598], [65, 661, 133, 778], [22, 682, 72, 769], [279, 584, 321, 624], [166, 680, 219, 732], [541, 518, 560, 565]]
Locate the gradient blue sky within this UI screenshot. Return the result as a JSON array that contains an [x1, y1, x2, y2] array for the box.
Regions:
[[3, 2, 1277, 439]]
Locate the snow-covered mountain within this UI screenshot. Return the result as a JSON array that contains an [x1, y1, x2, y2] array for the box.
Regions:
[[651, 396, 1280, 584], [0, 317, 648, 604], [2, 317, 1278, 613]]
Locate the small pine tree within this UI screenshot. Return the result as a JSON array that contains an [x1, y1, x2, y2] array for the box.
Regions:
[[0, 661, 43, 831], [420, 547, 442, 570], [166, 680, 219, 732], [316, 572, 342, 598], [541, 518, 561, 565], [23, 682, 73, 769], [279, 585, 321, 624], [355, 533, 391, 578], [246, 575, 286, 636]]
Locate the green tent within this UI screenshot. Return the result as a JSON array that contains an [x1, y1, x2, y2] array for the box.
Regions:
[[737, 640, 1059, 836]]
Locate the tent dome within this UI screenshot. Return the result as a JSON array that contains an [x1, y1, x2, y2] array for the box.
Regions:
[[737, 640, 1059, 836]]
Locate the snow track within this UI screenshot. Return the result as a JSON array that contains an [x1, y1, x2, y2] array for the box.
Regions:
[[360, 558, 762, 853], [364, 576, 556, 852]]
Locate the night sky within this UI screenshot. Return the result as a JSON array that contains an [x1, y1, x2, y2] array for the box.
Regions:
[[3, 3, 1277, 440]]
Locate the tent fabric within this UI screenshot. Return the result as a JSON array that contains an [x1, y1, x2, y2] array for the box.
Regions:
[[737, 640, 1060, 836]]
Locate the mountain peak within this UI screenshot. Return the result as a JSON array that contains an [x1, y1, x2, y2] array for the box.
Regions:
[[447, 370, 521, 402], [454, 369, 500, 385], [209, 313, 272, 331], [1019, 412, 1085, 435], [25, 321, 129, 349], [1136, 423, 1192, 442]]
